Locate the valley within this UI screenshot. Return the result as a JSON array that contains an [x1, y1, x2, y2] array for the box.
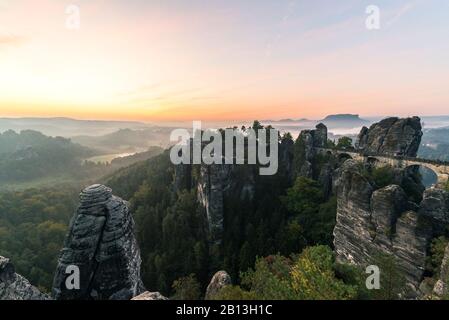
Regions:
[[2, 115, 449, 300]]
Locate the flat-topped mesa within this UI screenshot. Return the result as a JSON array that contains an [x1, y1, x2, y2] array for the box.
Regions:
[[1, 256, 50, 300], [52, 184, 145, 300], [356, 117, 423, 157]]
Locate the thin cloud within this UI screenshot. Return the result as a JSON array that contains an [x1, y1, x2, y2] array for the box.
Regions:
[[386, 1, 419, 28], [265, 0, 298, 58]]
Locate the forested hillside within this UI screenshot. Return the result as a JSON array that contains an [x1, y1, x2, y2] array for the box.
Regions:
[[72, 127, 175, 154], [104, 124, 342, 298], [0, 188, 78, 292], [0, 130, 164, 190], [0, 130, 95, 183], [2, 121, 447, 299]]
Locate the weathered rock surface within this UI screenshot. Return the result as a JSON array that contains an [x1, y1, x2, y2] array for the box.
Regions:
[[370, 185, 409, 248], [52, 184, 145, 300], [131, 291, 168, 300], [333, 160, 433, 296], [313, 123, 328, 148], [197, 164, 227, 244], [197, 163, 256, 244], [433, 244, 449, 297], [419, 188, 449, 225], [356, 117, 422, 157], [279, 137, 294, 182], [205, 271, 232, 300], [295, 123, 329, 180], [0, 256, 49, 300]]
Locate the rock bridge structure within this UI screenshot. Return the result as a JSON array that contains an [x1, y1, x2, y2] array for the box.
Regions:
[[317, 148, 449, 188], [323, 117, 449, 298]]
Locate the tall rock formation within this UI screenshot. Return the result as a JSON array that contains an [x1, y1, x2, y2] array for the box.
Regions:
[[433, 244, 449, 297], [294, 123, 328, 179], [334, 116, 449, 298], [52, 184, 145, 300], [197, 164, 229, 244], [175, 131, 295, 245], [0, 256, 49, 300], [419, 188, 449, 226], [333, 160, 433, 297], [356, 117, 422, 157], [196, 163, 256, 244]]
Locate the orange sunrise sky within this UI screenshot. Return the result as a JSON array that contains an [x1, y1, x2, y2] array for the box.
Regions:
[[1, 0, 449, 121]]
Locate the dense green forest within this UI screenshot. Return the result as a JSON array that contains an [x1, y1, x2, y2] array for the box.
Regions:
[[1, 123, 448, 299], [104, 123, 447, 299], [105, 150, 415, 299], [0, 188, 78, 292], [104, 123, 343, 297]]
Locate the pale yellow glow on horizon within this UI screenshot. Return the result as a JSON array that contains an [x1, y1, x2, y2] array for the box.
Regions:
[[1, 0, 449, 122]]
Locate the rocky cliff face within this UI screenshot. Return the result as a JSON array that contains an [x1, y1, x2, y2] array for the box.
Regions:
[[331, 116, 449, 298], [356, 117, 422, 157], [333, 160, 434, 296], [419, 188, 449, 225], [1, 256, 49, 300], [433, 244, 449, 297], [52, 184, 145, 300], [294, 123, 338, 198], [294, 123, 328, 179], [175, 132, 296, 245], [196, 163, 257, 244]]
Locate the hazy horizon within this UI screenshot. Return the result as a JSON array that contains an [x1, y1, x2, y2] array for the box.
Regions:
[[1, 113, 449, 125]]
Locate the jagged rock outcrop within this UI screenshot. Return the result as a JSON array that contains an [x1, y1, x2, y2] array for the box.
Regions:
[[205, 271, 232, 300], [333, 160, 433, 297], [433, 244, 449, 297], [197, 163, 256, 244], [197, 164, 227, 243], [1, 256, 49, 300], [314, 123, 328, 148], [334, 115, 449, 298], [318, 162, 334, 199], [295, 123, 328, 179], [420, 189, 449, 298], [356, 117, 422, 157], [52, 184, 145, 300], [131, 291, 168, 300], [419, 188, 449, 225], [370, 185, 409, 247], [279, 137, 294, 182]]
